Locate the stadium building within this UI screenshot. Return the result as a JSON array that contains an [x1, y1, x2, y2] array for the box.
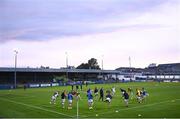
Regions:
[[0, 67, 131, 89], [0, 63, 180, 89]]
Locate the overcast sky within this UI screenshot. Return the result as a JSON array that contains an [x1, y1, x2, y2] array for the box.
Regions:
[[0, 0, 180, 69]]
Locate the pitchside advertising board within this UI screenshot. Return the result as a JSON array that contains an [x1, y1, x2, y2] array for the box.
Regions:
[[52, 83, 59, 86], [29, 84, 40, 88], [40, 84, 51, 87], [0, 83, 61, 89], [0, 84, 14, 89], [29, 83, 59, 88]]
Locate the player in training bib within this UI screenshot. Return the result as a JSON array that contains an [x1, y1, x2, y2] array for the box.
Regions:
[[136, 89, 142, 103]]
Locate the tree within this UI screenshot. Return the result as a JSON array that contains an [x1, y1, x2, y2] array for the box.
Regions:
[[76, 63, 89, 69], [88, 58, 100, 69], [76, 58, 101, 69]]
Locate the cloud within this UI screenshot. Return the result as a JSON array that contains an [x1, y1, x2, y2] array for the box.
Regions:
[[0, 0, 168, 43], [0, 24, 179, 69], [0, 0, 179, 69]]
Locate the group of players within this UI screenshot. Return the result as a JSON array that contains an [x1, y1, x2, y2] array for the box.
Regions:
[[50, 86, 149, 109], [50, 90, 81, 109]]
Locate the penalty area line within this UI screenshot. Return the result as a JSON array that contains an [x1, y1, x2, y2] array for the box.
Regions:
[[89, 98, 180, 117], [0, 97, 73, 118]]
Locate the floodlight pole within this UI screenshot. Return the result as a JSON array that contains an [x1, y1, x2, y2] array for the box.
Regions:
[[129, 56, 132, 81], [101, 55, 104, 70], [65, 52, 68, 81], [14, 50, 18, 89], [129, 56, 131, 68], [101, 55, 104, 79]]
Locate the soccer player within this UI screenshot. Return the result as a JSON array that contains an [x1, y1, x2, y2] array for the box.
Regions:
[[120, 88, 126, 96], [94, 87, 98, 99], [99, 87, 104, 101], [142, 87, 149, 102], [61, 90, 67, 108], [72, 90, 76, 95], [72, 90, 81, 100], [128, 88, 134, 99], [122, 91, 129, 107], [111, 86, 116, 96], [76, 92, 81, 100], [105, 92, 112, 106], [76, 85, 79, 91], [87, 88, 91, 93], [80, 81, 83, 91], [71, 84, 74, 90], [50, 91, 59, 104], [68, 91, 73, 109], [85, 81, 88, 87], [23, 83, 27, 90], [136, 89, 142, 103], [87, 90, 93, 109]]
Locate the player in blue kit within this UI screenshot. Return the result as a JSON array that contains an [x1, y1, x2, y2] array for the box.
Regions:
[[87, 88, 91, 93], [87, 90, 93, 109], [142, 87, 149, 102], [68, 91, 73, 109]]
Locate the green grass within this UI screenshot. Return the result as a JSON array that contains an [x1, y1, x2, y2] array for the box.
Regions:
[[0, 82, 180, 118]]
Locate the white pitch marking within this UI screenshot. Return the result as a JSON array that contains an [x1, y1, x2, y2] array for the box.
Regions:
[[86, 98, 180, 117], [0, 97, 73, 118]]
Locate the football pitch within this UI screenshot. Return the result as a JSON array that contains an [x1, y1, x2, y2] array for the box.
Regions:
[[0, 82, 180, 118]]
